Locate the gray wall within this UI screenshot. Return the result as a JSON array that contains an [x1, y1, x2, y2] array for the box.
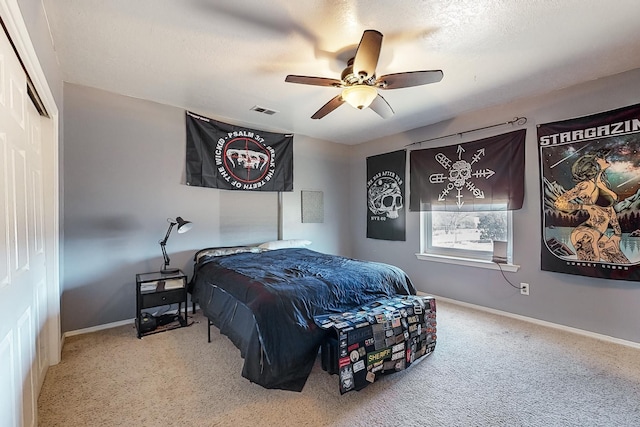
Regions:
[[349, 68, 640, 344], [18, 0, 640, 343], [62, 84, 350, 332]]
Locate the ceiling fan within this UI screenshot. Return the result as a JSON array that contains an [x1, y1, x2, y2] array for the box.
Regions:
[[285, 29, 443, 119]]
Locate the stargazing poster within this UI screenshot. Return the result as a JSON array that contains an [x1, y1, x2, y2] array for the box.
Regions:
[[538, 103, 640, 281]]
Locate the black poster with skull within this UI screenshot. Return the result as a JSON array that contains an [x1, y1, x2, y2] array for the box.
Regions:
[[185, 111, 293, 191], [409, 129, 526, 212], [367, 150, 406, 241]]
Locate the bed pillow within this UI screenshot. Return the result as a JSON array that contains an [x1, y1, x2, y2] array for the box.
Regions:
[[258, 239, 312, 250], [195, 246, 262, 262]]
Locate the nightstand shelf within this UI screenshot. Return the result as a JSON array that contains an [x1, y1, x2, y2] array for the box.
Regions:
[[135, 270, 190, 338]]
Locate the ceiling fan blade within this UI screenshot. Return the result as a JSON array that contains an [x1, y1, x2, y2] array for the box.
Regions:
[[369, 94, 395, 119], [311, 94, 345, 119], [285, 75, 343, 87], [377, 70, 444, 89], [352, 30, 383, 80]]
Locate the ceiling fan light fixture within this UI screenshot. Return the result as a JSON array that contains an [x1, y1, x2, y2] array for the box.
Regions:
[[341, 85, 377, 110], [285, 30, 443, 120]]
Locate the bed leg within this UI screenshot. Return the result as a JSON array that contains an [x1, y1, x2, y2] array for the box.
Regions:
[[208, 319, 212, 343]]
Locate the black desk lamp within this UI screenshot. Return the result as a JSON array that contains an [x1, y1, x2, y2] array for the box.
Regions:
[[159, 216, 192, 274]]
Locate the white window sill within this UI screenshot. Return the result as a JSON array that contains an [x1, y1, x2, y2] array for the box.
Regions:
[[415, 253, 520, 272]]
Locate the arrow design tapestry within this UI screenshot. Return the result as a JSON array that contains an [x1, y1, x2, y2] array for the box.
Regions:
[[185, 111, 293, 191], [409, 129, 526, 212], [538, 103, 640, 281]]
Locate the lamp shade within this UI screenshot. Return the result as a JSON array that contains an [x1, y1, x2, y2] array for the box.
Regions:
[[342, 85, 378, 110], [175, 216, 192, 234]]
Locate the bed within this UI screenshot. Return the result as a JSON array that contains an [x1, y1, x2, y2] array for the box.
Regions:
[[188, 244, 418, 391]]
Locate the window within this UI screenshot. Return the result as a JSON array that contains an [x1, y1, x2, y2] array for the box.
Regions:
[[419, 206, 515, 269]]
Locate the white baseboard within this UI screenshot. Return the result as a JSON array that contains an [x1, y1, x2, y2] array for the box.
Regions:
[[424, 293, 640, 350], [63, 305, 199, 340], [64, 318, 135, 339], [63, 297, 640, 351]]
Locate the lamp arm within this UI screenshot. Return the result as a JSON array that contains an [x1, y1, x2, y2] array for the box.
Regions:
[[161, 242, 170, 270], [159, 222, 176, 270]]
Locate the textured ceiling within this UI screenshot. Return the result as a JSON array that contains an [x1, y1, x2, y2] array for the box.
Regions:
[[42, 0, 640, 145]]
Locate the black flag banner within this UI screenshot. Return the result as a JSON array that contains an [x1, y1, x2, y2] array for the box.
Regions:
[[367, 150, 406, 241], [538, 103, 640, 281], [410, 129, 526, 212], [186, 111, 293, 191]]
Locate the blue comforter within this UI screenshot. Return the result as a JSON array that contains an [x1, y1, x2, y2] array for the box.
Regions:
[[191, 248, 415, 390]]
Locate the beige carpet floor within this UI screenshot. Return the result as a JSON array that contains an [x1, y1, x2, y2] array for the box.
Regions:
[[38, 300, 640, 426]]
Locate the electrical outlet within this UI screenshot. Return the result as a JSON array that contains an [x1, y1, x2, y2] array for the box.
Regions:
[[520, 283, 530, 296]]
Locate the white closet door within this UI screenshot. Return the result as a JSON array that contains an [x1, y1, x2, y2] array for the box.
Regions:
[[0, 25, 48, 427]]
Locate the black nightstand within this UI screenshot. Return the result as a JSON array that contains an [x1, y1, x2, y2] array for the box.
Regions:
[[135, 270, 189, 338]]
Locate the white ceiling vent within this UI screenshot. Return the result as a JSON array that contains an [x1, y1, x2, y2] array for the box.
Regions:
[[250, 105, 278, 115]]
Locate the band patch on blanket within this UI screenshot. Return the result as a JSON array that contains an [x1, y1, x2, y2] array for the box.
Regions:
[[314, 295, 437, 394]]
